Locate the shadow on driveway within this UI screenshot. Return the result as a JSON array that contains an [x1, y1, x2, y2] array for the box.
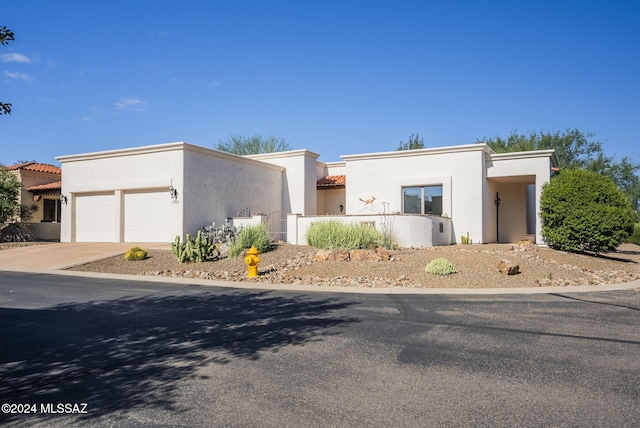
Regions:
[[0, 290, 357, 424]]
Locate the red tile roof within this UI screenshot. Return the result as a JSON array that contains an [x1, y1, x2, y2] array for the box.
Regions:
[[26, 181, 62, 192], [7, 162, 61, 174], [317, 175, 346, 188]]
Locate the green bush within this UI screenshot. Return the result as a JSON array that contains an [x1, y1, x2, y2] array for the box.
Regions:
[[626, 223, 640, 245], [540, 169, 635, 253], [228, 224, 271, 258], [305, 220, 386, 250], [425, 258, 458, 275]]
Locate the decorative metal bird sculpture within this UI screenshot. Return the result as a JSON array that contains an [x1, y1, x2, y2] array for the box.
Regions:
[[359, 196, 376, 205]]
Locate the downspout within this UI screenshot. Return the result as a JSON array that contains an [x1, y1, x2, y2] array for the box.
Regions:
[[494, 192, 501, 242]]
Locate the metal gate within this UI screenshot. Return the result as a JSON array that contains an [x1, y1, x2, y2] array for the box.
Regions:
[[265, 211, 287, 242]]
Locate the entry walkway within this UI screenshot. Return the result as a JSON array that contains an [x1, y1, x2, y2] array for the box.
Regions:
[[0, 242, 171, 271]]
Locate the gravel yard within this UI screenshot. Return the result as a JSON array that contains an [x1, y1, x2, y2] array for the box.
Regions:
[[65, 242, 640, 289]]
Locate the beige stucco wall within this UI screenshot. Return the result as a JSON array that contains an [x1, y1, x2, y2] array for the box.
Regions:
[[486, 150, 556, 243], [317, 188, 345, 215], [16, 170, 61, 223]]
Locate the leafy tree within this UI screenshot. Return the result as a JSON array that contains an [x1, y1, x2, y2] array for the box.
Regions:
[[540, 169, 634, 253], [396, 134, 425, 151], [216, 134, 292, 155], [477, 129, 640, 215], [0, 26, 15, 115], [0, 165, 21, 224], [0, 164, 39, 242]]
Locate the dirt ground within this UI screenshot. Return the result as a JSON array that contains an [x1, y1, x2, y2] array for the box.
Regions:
[[65, 242, 640, 289]]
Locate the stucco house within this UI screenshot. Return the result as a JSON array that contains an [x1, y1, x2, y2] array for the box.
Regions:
[[6, 162, 62, 241], [56, 142, 558, 247]]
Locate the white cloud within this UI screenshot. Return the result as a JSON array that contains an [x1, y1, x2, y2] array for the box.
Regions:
[[3, 71, 32, 82], [208, 81, 222, 87], [0, 53, 31, 63], [114, 97, 146, 111]]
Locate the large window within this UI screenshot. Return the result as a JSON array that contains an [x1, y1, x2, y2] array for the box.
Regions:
[[403, 185, 443, 215]]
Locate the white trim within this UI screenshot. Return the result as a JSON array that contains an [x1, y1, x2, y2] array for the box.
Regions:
[[57, 142, 285, 172], [341, 144, 493, 161], [491, 150, 558, 166], [246, 149, 320, 161]]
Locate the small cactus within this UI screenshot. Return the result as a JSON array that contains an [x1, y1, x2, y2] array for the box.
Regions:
[[124, 246, 147, 261], [461, 232, 471, 245], [171, 231, 215, 263]]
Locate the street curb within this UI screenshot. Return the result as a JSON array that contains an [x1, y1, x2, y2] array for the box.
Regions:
[[3, 267, 639, 295]]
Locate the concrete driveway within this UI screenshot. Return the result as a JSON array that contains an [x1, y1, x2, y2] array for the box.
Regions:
[[0, 242, 171, 271]]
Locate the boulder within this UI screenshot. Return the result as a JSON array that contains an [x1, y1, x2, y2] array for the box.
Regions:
[[518, 240, 538, 252], [313, 249, 333, 262], [333, 249, 351, 262], [498, 259, 520, 275], [350, 249, 379, 261], [375, 246, 392, 260], [313, 249, 350, 262]]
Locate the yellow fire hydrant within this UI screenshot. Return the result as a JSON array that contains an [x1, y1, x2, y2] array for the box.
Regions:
[[245, 246, 261, 277]]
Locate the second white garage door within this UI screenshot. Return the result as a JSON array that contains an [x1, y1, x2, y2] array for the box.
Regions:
[[124, 190, 173, 242]]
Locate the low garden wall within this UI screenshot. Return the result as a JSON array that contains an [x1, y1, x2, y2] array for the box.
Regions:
[[287, 214, 454, 248], [27, 222, 61, 241]]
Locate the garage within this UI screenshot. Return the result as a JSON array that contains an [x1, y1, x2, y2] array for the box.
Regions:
[[124, 189, 173, 242], [74, 192, 117, 242]]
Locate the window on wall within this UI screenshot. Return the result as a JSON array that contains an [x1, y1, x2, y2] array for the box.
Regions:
[[402, 185, 443, 215], [43, 199, 61, 222]]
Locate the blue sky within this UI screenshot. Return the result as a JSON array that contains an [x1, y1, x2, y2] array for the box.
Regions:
[[2, 0, 639, 165]]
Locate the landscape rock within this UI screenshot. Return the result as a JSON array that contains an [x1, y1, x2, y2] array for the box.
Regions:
[[375, 246, 392, 260], [349, 249, 374, 261], [314, 249, 350, 262], [498, 259, 520, 275]]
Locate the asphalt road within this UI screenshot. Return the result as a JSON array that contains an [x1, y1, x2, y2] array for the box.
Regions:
[[0, 271, 638, 427]]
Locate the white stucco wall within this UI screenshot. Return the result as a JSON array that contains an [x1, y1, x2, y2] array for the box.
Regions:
[[57, 144, 186, 242], [247, 150, 320, 215], [322, 161, 346, 177], [182, 147, 283, 234], [290, 214, 453, 248], [342, 145, 487, 244]]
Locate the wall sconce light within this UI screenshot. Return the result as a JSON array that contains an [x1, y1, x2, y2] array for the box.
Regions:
[[170, 186, 178, 200], [339, 204, 344, 213], [59, 194, 68, 205]]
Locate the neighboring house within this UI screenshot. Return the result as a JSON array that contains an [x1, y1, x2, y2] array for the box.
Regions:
[[56, 142, 558, 246], [6, 162, 62, 241]]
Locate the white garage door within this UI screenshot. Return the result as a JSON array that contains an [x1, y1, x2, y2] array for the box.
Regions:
[[124, 190, 172, 242], [75, 192, 117, 242]]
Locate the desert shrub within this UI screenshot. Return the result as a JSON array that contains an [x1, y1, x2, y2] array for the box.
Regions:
[[0, 223, 35, 242], [306, 220, 386, 250], [425, 258, 458, 275], [124, 246, 148, 261], [540, 169, 635, 253], [228, 223, 271, 258], [626, 223, 640, 245]]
